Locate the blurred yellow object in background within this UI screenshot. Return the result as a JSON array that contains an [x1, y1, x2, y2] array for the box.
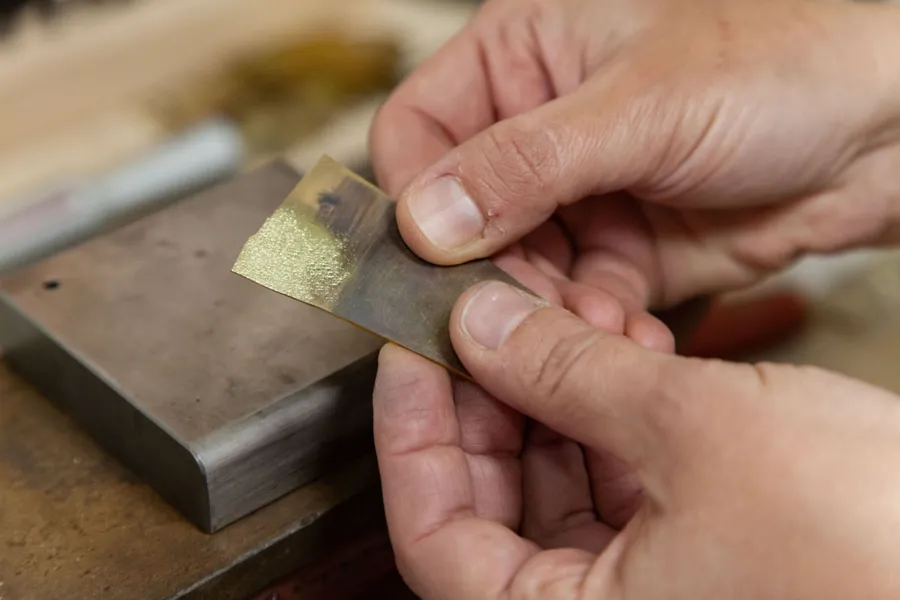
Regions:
[[155, 33, 400, 153]]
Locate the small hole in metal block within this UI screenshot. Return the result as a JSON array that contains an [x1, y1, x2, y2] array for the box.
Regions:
[[43, 280, 60, 290]]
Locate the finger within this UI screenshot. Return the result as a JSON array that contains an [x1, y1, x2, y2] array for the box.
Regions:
[[374, 344, 538, 599], [492, 250, 564, 306], [558, 276, 673, 351], [369, 28, 495, 197], [519, 219, 575, 279], [449, 281, 745, 478], [584, 448, 643, 530], [370, 1, 558, 198], [498, 253, 633, 337], [395, 74, 673, 265], [560, 194, 659, 310], [521, 423, 616, 553], [454, 379, 524, 529], [373, 344, 467, 549], [626, 312, 676, 353], [496, 249, 633, 336], [556, 280, 626, 334]]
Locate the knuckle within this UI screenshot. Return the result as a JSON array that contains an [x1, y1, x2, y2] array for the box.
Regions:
[[509, 548, 591, 600], [522, 327, 601, 405], [751, 361, 833, 393], [470, 121, 562, 208], [644, 357, 729, 441], [455, 383, 520, 456], [375, 369, 437, 426], [376, 359, 426, 398]]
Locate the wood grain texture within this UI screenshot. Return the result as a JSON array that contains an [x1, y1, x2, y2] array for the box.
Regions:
[[0, 369, 385, 600]]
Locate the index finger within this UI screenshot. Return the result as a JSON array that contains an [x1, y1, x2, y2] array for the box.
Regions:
[[369, 27, 495, 197]]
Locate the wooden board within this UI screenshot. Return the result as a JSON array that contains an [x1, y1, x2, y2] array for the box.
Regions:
[[0, 370, 388, 600]]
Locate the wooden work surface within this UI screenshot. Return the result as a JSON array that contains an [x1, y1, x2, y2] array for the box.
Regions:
[[4, 251, 900, 599], [0, 370, 395, 600]]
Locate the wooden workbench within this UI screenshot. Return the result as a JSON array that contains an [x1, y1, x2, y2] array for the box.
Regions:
[[4, 1, 900, 597], [0, 165, 411, 599], [4, 249, 900, 599], [0, 369, 399, 599]]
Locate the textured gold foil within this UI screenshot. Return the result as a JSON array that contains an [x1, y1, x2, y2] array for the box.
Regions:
[[231, 155, 534, 378], [232, 204, 351, 306]]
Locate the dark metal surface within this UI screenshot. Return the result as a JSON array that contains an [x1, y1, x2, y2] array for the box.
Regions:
[[233, 156, 534, 378], [0, 162, 383, 532]]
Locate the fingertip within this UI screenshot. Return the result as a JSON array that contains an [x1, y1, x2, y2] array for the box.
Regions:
[[396, 119, 566, 267], [377, 341, 401, 363], [560, 283, 626, 334], [450, 280, 548, 357], [373, 343, 456, 456], [395, 193, 450, 265], [450, 280, 486, 335], [492, 253, 564, 306], [378, 342, 423, 371], [394, 171, 486, 264], [625, 313, 676, 353], [374, 343, 450, 418]]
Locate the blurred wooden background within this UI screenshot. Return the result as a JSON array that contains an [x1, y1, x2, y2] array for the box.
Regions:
[[0, 0, 473, 215]]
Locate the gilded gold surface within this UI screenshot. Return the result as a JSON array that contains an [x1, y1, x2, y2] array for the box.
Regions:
[[232, 203, 351, 306], [232, 155, 530, 377]]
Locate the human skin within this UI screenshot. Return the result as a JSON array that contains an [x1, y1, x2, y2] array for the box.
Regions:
[[368, 0, 900, 598], [370, 0, 900, 350], [374, 292, 900, 599]]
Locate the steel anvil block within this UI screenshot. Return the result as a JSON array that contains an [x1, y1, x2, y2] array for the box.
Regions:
[[0, 162, 382, 532]]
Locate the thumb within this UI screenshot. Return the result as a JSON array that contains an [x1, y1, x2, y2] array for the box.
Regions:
[[395, 81, 673, 265], [449, 280, 752, 477]]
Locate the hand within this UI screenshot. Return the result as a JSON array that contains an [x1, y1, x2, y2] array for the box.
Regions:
[[370, 0, 900, 349], [373, 281, 900, 599]]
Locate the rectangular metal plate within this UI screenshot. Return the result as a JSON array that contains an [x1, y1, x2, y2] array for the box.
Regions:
[[0, 162, 383, 533], [232, 155, 531, 377]]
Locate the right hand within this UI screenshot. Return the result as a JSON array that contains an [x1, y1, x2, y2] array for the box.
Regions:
[[373, 281, 900, 599], [371, 0, 900, 340]]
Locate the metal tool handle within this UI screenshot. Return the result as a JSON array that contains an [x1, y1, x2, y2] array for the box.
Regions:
[[0, 118, 244, 274]]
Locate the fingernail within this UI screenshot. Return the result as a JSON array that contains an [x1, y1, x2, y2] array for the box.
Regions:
[[461, 282, 542, 349], [406, 176, 484, 250]]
